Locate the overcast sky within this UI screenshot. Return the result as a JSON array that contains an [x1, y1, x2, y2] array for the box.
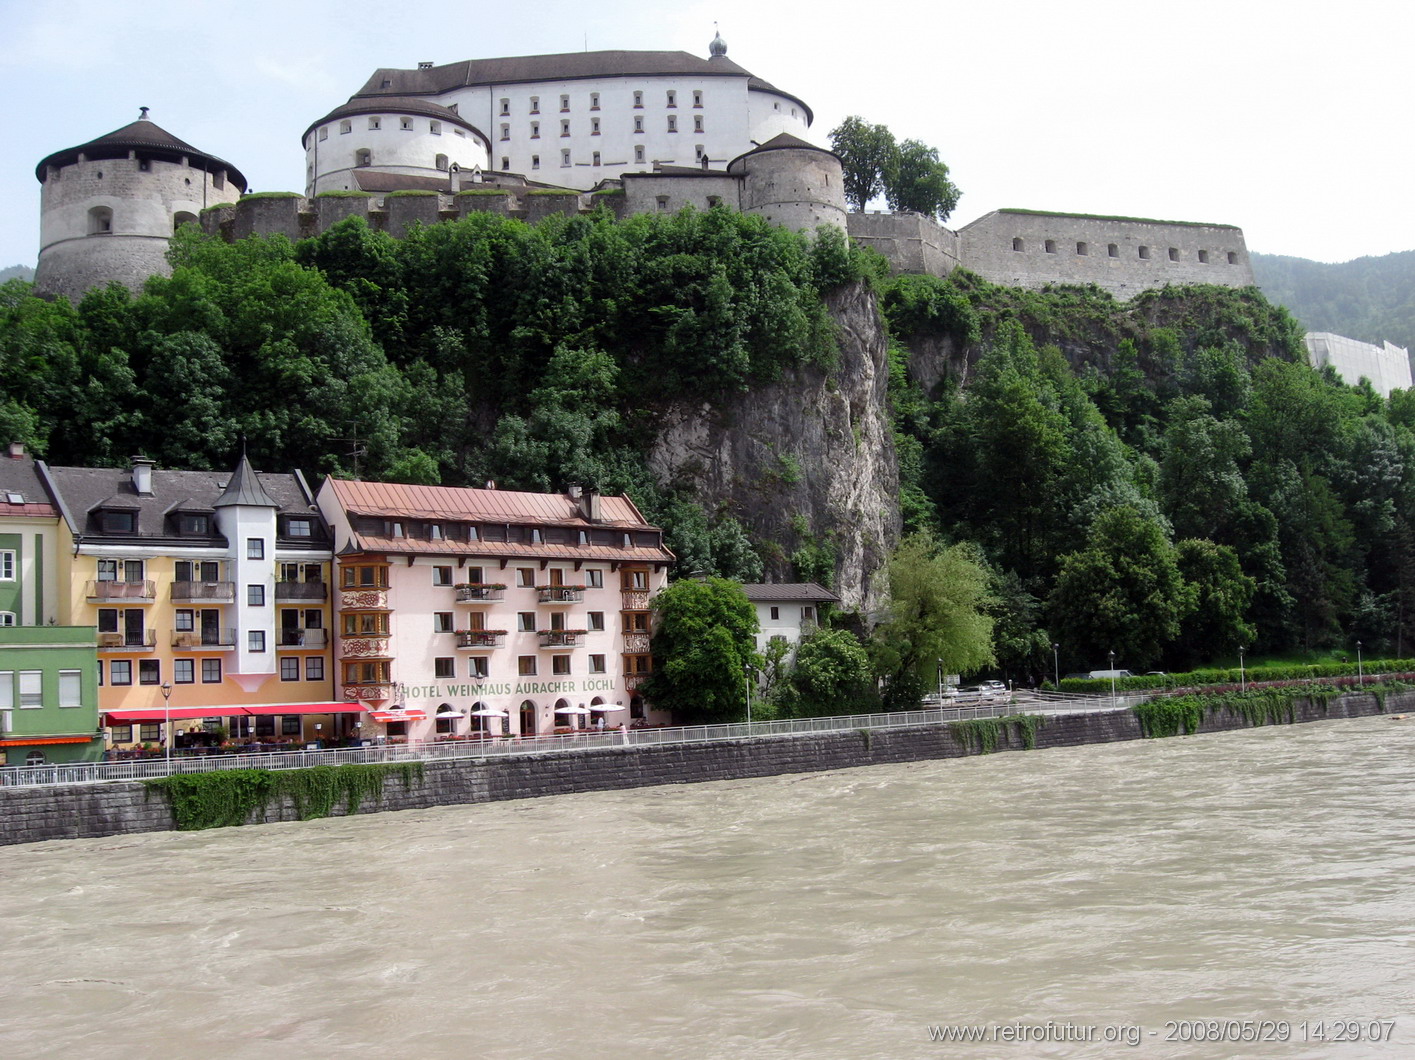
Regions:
[[3, 0, 1408, 270]]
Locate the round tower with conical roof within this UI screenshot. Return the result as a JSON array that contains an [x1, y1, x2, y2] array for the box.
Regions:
[[32, 109, 246, 301]]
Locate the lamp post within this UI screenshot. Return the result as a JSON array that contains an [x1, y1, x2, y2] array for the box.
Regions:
[[1108, 650, 1117, 705], [937, 658, 944, 699], [160, 682, 173, 769], [745, 664, 753, 728], [1238, 646, 1246, 692], [1052, 643, 1060, 691], [1356, 640, 1364, 683]]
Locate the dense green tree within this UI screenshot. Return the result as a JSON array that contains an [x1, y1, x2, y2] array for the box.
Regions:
[[871, 535, 995, 709], [1173, 539, 1256, 667], [775, 628, 877, 718], [828, 116, 897, 212], [645, 578, 759, 723], [1049, 506, 1195, 670], [884, 139, 961, 222]]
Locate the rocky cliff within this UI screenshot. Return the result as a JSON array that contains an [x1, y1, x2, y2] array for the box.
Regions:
[[647, 280, 900, 614]]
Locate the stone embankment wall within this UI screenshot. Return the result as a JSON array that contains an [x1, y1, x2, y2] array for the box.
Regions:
[[2, 690, 1408, 846]]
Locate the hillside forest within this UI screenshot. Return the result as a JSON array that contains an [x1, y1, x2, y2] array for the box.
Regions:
[[1252, 250, 1415, 354], [2, 209, 1413, 704]]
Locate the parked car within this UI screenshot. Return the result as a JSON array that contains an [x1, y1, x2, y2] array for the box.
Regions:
[[919, 689, 958, 707], [979, 680, 1008, 696]]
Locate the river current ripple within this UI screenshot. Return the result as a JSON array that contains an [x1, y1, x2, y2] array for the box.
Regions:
[[2, 715, 1414, 1059]]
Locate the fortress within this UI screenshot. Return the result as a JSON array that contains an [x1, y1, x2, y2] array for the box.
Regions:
[[31, 33, 1255, 302]]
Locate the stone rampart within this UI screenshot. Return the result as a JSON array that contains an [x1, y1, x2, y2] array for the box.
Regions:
[[1, 690, 1407, 846], [847, 212, 962, 277]]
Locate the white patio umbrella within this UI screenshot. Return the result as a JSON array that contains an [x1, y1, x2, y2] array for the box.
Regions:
[[555, 705, 592, 715], [469, 708, 509, 717]]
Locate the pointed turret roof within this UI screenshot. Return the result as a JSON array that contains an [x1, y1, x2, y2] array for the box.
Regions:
[[213, 455, 280, 509], [35, 109, 247, 190]]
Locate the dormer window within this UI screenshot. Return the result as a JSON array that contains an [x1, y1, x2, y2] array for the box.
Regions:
[[285, 517, 313, 538], [386, 521, 404, 538], [178, 513, 210, 535], [99, 509, 136, 533], [429, 523, 444, 540], [530, 527, 543, 544]]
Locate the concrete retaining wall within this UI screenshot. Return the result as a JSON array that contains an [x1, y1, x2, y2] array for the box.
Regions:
[[2, 690, 1407, 846]]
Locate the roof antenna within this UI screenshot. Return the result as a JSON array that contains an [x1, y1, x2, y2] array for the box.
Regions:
[[337, 432, 367, 478]]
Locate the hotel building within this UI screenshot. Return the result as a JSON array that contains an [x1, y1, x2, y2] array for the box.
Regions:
[[37, 456, 344, 748], [316, 479, 674, 740]]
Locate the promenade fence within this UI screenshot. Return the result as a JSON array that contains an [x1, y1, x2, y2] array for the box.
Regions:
[[1, 699, 1048, 789]]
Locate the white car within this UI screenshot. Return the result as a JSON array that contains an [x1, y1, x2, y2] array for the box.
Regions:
[[979, 680, 1008, 696]]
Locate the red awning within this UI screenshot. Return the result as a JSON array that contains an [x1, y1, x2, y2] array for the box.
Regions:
[[103, 707, 245, 723], [243, 703, 365, 716], [368, 709, 428, 723]]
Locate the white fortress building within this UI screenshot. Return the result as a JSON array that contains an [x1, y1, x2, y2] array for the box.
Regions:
[[30, 33, 1255, 304], [1304, 332, 1413, 397]]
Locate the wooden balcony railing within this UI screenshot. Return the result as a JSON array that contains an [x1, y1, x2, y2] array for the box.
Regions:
[[456, 630, 507, 649], [88, 580, 156, 602], [171, 581, 235, 602], [538, 629, 586, 647]]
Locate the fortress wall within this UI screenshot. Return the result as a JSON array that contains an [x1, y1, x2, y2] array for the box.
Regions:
[[1305, 333, 1413, 397], [383, 193, 445, 238], [847, 212, 962, 277], [621, 173, 741, 217], [732, 148, 847, 233], [958, 211, 1254, 298]]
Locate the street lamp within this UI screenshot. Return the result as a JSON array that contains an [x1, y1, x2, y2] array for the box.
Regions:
[[1108, 650, 1117, 704], [160, 682, 173, 769], [937, 658, 944, 699], [1052, 643, 1060, 691], [1356, 640, 1364, 683], [1238, 646, 1246, 692], [744, 664, 753, 728]]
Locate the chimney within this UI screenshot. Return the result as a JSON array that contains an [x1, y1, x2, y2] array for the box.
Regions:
[[577, 487, 602, 522], [131, 456, 155, 495], [7, 442, 24, 459], [485, 480, 497, 490]]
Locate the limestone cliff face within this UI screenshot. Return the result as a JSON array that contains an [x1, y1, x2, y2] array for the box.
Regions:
[[646, 281, 900, 614]]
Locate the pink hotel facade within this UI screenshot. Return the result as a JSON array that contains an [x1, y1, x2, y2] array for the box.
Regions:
[[316, 478, 675, 740]]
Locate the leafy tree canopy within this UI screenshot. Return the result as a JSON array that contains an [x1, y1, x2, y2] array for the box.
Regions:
[[645, 578, 759, 723]]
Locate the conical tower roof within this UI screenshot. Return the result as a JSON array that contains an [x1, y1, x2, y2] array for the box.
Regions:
[[213, 455, 280, 509], [34, 109, 247, 190]]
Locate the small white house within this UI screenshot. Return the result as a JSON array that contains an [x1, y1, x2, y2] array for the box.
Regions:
[[741, 583, 837, 663]]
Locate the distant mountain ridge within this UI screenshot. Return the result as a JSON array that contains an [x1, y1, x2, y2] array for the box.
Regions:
[[1251, 250, 1415, 354], [0, 265, 34, 283]]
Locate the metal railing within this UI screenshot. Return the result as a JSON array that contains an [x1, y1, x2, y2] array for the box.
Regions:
[[171, 581, 235, 602], [0, 699, 1047, 789], [275, 581, 328, 601]]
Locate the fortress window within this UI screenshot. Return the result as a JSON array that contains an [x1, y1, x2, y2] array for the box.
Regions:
[[561, 119, 570, 137], [633, 90, 644, 108], [319, 126, 328, 141], [173, 211, 197, 233], [1076, 241, 1088, 256], [531, 155, 540, 170], [380, 78, 392, 89], [1227, 251, 1238, 264], [694, 115, 704, 133], [656, 196, 670, 212], [706, 195, 721, 207], [634, 116, 644, 133], [561, 149, 571, 167], [340, 120, 351, 134], [500, 124, 509, 141], [1138, 245, 1150, 259], [1012, 237, 1024, 252], [591, 117, 601, 135], [1044, 239, 1056, 254], [435, 154, 448, 171], [667, 116, 677, 133], [1168, 247, 1180, 261], [88, 206, 113, 235], [695, 144, 705, 161], [212, 170, 224, 190], [530, 121, 540, 139], [590, 92, 600, 110], [666, 90, 677, 107], [529, 97, 539, 114], [500, 156, 509, 170], [1108, 243, 1119, 257], [792, 108, 798, 117], [453, 129, 464, 137], [592, 151, 601, 166], [368, 117, 380, 130], [430, 121, 441, 135], [634, 145, 645, 163], [96, 170, 103, 179], [355, 149, 372, 167], [560, 94, 570, 111], [693, 90, 703, 107], [400, 116, 414, 131], [500, 98, 510, 115], [1198, 249, 1210, 263], [138, 158, 150, 172]]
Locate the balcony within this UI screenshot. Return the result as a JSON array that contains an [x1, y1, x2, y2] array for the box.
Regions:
[[456, 583, 506, 602], [342, 683, 394, 702], [456, 630, 507, 649], [622, 631, 650, 654], [170, 629, 237, 650], [538, 629, 586, 648], [340, 587, 388, 610], [279, 628, 328, 648], [171, 581, 235, 603], [276, 580, 328, 601], [621, 589, 650, 611], [340, 635, 391, 659], [537, 586, 584, 604], [88, 580, 156, 602], [98, 630, 157, 651], [624, 672, 651, 691]]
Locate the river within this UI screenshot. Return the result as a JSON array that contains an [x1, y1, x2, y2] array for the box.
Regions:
[[2, 715, 1413, 1058]]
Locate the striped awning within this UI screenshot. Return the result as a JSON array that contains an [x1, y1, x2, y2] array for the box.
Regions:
[[368, 709, 428, 723], [103, 703, 364, 724]]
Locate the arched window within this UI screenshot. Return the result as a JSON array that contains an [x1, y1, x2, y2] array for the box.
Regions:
[[88, 206, 113, 235], [519, 700, 537, 736], [26, 751, 46, 766], [173, 211, 197, 233], [355, 148, 372, 167], [1012, 237, 1024, 252]]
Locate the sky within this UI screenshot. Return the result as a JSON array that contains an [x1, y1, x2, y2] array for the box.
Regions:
[[2, 0, 1410, 269]]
